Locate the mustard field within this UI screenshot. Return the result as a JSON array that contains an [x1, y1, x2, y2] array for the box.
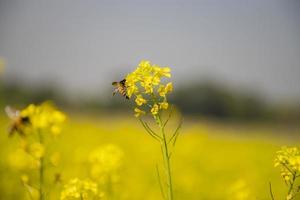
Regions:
[[0, 113, 299, 200]]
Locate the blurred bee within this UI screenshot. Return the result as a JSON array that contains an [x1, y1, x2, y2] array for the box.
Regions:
[[54, 172, 62, 183], [112, 79, 129, 99], [5, 106, 30, 137]]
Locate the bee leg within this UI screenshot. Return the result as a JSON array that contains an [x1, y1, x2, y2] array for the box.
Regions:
[[112, 89, 118, 96]]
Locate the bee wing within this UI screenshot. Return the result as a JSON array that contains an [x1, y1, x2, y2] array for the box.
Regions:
[[5, 106, 20, 119], [112, 82, 118, 86]]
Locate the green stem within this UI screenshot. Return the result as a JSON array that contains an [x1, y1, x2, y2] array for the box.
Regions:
[[157, 116, 173, 200], [287, 172, 297, 199], [38, 130, 45, 200]]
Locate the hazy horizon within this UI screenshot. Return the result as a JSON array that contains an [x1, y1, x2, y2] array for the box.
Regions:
[[1, 0, 300, 102]]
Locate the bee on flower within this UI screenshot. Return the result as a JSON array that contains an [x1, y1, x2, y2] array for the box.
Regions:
[[20, 102, 66, 136], [6, 102, 67, 200], [112, 60, 173, 118], [112, 60, 182, 200], [5, 106, 30, 137]]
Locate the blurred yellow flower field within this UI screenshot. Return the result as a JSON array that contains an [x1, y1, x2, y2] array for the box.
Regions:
[[1, 112, 299, 199]]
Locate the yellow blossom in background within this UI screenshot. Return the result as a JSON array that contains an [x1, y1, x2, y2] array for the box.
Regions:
[[21, 174, 29, 185], [6, 101, 67, 200], [286, 194, 293, 200], [8, 149, 40, 170], [89, 144, 123, 184], [60, 178, 101, 200], [227, 179, 251, 200], [19, 139, 29, 151], [29, 142, 45, 159], [20, 102, 66, 136], [50, 152, 61, 166], [125, 60, 173, 117]]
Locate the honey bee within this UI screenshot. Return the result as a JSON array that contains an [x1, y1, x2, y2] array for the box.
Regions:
[[5, 106, 30, 136], [54, 172, 62, 183], [112, 79, 129, 99]]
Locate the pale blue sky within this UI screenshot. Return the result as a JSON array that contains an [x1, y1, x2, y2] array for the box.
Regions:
[[0, 0, 300, 101]]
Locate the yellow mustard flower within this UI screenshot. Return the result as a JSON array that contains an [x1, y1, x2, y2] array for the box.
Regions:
[[159, 101, 169, 110], [60, 178, 99, 200], [157, 83, 173, 97], [286, 194, 293, 200], [158, 85, 166, 97], [124, 60, 173, 117], [20, 102, 66, 136], [30, 143, 45, 159], [165, 82, 173, 93], [89, 144, 123, 184], [275, 145, 300, 194], [151, 104, 159, 115], [134, 108, 146, 118], [139, 60, 152, 72], [135, 95, 147, 106], [153, 66, 171, 78]]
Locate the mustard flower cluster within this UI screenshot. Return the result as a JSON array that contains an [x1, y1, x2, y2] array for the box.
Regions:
[[274, 146, 300, 200], [125, 60, 173, 117], [89, 144, 123, 184], [21, 102, 66, 136], [60, 178, 103, 200], [8, 103, 66, 168], [7, 102, 66, 200], [274, 146, 300, 181], [8, 148, 40, 170]]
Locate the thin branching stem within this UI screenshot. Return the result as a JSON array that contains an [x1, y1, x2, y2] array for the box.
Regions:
[[287, 173, 297, 198], [169, 119, 183, 146], [139, 119, 161, 141], [24, 185, 35, 200], [163, 106, 174, 128], [282, 163, 296, 177], [269, 182, 275, 200], [156, 165, 167, 200], [157, 115, 173, 200], [144, 121, 162, 139]]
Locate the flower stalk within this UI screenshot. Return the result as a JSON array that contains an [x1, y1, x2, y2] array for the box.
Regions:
[[157, 116, 173, 200], [115, 60, 182, 200], [272, 146, 300, 200], [5, 102, 66, 200]]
